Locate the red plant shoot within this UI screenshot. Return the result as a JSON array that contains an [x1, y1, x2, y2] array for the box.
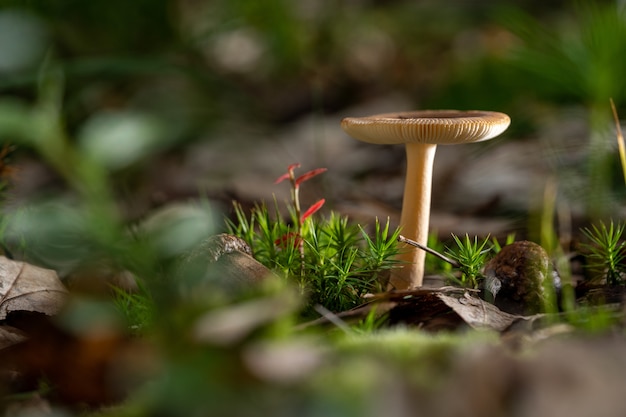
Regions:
[[274, 163, 327, 272], [274, 163, 300, 185], [301, 198, 325, 223], [295, 168, 327, 186]]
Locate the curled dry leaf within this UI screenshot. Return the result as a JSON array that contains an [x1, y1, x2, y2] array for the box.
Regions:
[[0, 256, 68, 320]]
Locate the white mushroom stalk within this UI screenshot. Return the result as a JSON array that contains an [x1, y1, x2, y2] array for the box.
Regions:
[[341, 110, 510, 290]]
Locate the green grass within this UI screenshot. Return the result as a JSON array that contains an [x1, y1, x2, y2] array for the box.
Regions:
[[580, 220, 626, 286], [444, 233, 492, 288], [228, 200, 401, 316]]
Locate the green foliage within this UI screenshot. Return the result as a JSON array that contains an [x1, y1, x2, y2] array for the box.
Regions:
[[228, 200, 401, 315], [581, 220, 626, 285], [111, 281, 155, 334], [445, 234, 492, 288], [226, 162, 401, 315], [351, 306, 388, 335], [491, 233, 516, 254], [502, 2, 626, 217], [562, 303, 623, 333], [503, 2, 626, 105]]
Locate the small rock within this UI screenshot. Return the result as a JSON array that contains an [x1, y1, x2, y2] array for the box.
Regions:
[[482, 241, 552, 315]]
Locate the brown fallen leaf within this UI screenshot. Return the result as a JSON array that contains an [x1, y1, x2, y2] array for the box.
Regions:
[[0, 325, 27, 350], [437, 292, 523, 332], [0, 256, 68, 320], [301, 287, 549, 335]]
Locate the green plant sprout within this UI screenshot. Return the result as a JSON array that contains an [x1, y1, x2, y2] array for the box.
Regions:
[[274, 163, 327, 273], [111, 281, 155, 334], [227, 163, 401, 315], [351, 305, 388, 334], [581, 220, 626, 286], [491, 233, 516, 254], [445, 234, 492, 288]]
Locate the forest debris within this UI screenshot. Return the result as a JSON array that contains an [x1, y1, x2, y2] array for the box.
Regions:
[[384, 288, 530, 332], [182, 234, 273, 296], [0, 325, 27, 350], [363, 285, 476, 302], [437, 292, 523, 332], [0, 256, 68, 320], [305, 286, 553, 336]]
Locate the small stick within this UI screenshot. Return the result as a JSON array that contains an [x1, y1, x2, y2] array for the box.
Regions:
[[398, 235, 460, 268]]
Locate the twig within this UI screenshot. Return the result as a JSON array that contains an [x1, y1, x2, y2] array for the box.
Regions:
[[398, 235, 460, 267]]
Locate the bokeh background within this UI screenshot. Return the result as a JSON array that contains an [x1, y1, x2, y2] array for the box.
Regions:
[[3, 2, 626, 416], [1, 0, 626, 244]]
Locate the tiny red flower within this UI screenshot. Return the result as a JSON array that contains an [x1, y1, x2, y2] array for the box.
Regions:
[[301, 198, 325, 222]]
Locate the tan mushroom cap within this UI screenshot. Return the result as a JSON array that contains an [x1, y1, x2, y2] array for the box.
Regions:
[[341, 110, 511, 145]]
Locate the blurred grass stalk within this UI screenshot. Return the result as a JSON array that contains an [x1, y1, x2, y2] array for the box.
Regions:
[[610, 98, 626, 185], [505, 1, 626, 219]]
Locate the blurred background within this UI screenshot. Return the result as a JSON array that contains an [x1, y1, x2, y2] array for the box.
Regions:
[[1, 0, 626, 243], [3, 2, 626, 415]]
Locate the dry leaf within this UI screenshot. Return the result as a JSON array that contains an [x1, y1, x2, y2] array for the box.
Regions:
[[0, 256, 68, 320], [0, 325, 27, 349], [437, 292, 523, 332]]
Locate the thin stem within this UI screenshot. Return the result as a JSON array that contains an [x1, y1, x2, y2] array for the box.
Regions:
[[388, 142, 437, 289], [290, 172, 305, 276]]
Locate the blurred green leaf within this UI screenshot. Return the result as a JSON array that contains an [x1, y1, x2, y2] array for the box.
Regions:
[[0, 99, 33, 143], [78, 110, 172, 170], [140, 202, 218, 258], [0, 10, 48, 73]]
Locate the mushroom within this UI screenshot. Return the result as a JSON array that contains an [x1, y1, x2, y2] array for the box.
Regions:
[[341, 110, 510, 290]]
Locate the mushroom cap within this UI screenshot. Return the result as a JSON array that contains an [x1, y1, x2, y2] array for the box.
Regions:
[[341, 110, 510, 145]]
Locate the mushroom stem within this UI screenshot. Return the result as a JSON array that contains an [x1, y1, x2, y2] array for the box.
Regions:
[[388, 142, 437, 290]]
